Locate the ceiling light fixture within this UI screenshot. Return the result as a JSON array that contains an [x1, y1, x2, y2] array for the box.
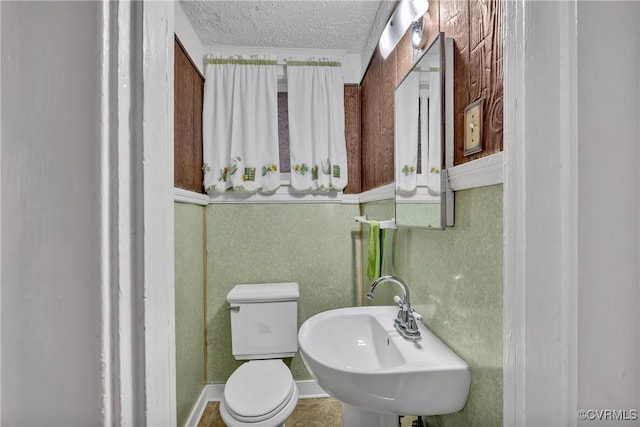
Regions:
[[411, 19, 424, 49], [379, 0, 430, 59], [411, 0, 429, 21]]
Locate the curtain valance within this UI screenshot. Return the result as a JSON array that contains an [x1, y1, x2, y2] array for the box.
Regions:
[[202, 55, 348, 194], [287, 58, 348, 191], [202, 55, 280, 194]]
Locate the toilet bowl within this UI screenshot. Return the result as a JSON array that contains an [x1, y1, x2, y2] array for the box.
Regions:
[[221, 283, 301, 426], [220, 360, 298, 427]]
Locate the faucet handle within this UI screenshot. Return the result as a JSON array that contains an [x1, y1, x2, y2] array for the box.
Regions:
[[410, 309, 423, 322], [393, 295, 409, 311]]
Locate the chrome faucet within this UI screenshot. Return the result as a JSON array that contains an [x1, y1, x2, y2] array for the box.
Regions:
[[367, 275, 422, 342]]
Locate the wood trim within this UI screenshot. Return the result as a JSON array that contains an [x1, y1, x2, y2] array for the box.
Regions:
[[174, 188, 209, 206], [141, 2, 176, 423], [356, 183, 395, 204], [447, 152, 504, 191]]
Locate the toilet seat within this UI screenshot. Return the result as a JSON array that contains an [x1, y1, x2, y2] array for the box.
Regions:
[[221, 360, 298, 425]]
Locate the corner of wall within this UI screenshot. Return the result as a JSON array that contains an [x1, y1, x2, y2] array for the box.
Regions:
[[175, 1, 205, 74]]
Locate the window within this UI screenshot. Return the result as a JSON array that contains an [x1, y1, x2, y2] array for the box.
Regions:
[[277, 92, 290, 173]]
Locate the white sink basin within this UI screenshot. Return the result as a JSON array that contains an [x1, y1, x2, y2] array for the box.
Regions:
[[298, 306, 470, 416]]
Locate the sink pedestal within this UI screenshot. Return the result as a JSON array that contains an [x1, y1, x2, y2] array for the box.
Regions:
[[341, 403, 398, 427]]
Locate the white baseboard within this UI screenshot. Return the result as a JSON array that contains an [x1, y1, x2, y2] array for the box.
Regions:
[[295, 379, 330, 399], [183, 386, 215, 427], [184, 379, 329, 427]]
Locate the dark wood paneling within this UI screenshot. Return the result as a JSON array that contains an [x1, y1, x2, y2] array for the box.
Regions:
[[174, 35, 204, 193], [344, 85, 362, 194], [440, 0, 471, 166], [360, 4, 441, 191], [443, 0, 503, 164], [360, 0, 503, 186], [469, 0, 503, 161], [192, 70, 204, 188], [396, 31, 415, 84], [361, 51, 382, 191]]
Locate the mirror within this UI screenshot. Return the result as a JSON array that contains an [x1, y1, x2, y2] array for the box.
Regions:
[[394, 33, 453, 229]]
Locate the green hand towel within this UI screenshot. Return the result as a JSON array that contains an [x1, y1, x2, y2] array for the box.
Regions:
[[380, 228, 387, 276], [367, 220, 382, 281]]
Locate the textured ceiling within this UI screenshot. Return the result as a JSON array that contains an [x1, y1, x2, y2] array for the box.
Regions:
[[180, 0, 393, 54]]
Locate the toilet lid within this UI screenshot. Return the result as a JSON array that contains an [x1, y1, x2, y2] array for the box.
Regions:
[[224, 360, 294, 420]]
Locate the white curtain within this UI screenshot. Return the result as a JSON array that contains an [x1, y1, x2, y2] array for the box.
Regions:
[[287, 59, 347, 191], [202, 55, 280, 193], [394, 70, 420, 192], [427, 63, 441, 194]]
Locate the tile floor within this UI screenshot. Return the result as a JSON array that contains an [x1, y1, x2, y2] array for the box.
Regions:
[[198, 397, 342, 427]]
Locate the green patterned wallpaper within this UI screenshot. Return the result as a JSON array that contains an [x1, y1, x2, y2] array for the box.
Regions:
[[396, 202, 442, 228], [174, 203, 206, 426], [364, 185, 503, 426], [205, 203, 361, 383], [175, 185, 502, 425]]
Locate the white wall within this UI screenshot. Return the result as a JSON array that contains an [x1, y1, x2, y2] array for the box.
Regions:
[[504, 1, 640, 425], [1, 1, 176, 425], [175, 0, 205, 74], [576, 2, 639, 420], [176, 2, 362, 90], [1, 1, 103, 424]]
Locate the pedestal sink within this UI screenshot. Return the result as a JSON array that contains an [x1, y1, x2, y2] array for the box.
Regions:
[[298, 306, 470, 423]]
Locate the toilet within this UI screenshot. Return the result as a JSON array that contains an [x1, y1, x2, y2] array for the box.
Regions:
[[219, 282, 300, 427]]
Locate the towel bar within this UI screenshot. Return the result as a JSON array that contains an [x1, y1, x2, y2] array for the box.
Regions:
[[355, 216, 397, 229]]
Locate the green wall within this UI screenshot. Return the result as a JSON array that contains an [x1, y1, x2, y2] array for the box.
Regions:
[[175, 185, 503, 425], [174, 203, 206, 426], [205, 203, 361, 383], [363, 185, 503, 426]]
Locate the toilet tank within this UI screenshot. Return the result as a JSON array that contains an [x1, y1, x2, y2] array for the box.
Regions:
[[226, 282, 299, 360]]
